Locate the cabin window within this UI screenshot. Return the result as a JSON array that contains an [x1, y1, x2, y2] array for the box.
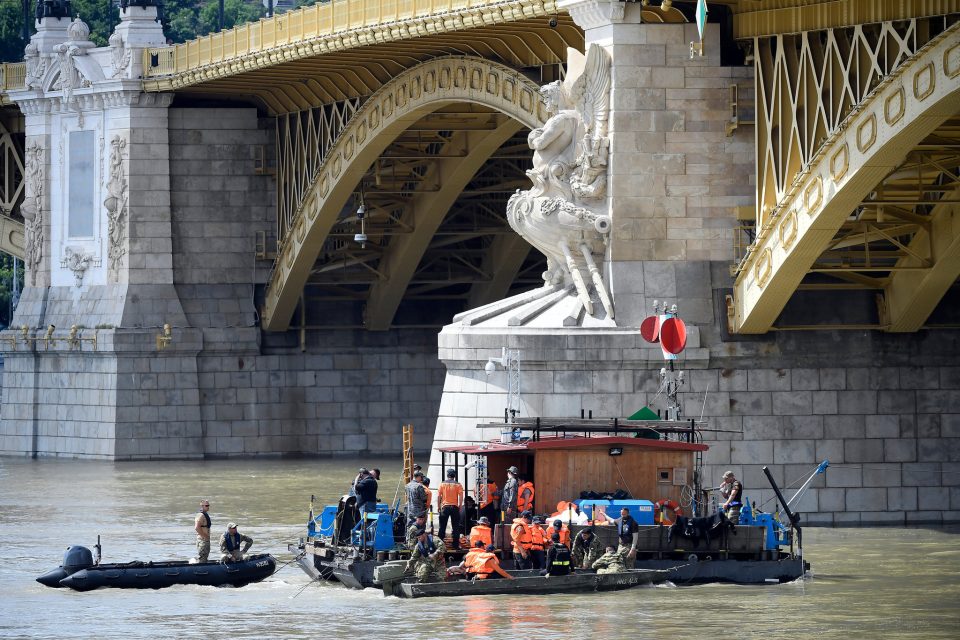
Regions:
[[673, 468, 688, 486], [657, 468, 672, 484]]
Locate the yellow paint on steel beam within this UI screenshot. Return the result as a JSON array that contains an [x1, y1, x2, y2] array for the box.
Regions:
[[261, 56, 544, 331], [732, 24, 960, 333], [363, 118, 523, 330], [734, 0, 960, 39], [142, 0, 558, 91], [0, 216, 25, 260], [882, 185, 960, 332]]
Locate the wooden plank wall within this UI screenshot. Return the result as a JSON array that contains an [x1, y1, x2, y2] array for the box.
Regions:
[[534, 448, 694, 514]]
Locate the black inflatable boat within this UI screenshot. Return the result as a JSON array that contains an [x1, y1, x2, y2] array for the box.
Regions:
[[37, 545, 277, 591]]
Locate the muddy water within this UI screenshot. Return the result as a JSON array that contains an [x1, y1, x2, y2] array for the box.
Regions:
[[1, 457, 958, 639]]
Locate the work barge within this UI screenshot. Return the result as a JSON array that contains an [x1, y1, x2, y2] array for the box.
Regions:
[[292, 416, 813, 592]]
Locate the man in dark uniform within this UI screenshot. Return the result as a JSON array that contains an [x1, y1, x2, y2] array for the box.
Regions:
[[354, 469, 378, 515], [541, 532, 572, 576], [720, 470, 745, 523], [610, 507, 639, 568]]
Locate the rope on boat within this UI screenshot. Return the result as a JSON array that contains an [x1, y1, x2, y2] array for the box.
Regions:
[[271, 551, 306, 576]]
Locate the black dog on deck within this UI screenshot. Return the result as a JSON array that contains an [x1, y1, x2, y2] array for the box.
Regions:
[[668, 511, 737, 548]]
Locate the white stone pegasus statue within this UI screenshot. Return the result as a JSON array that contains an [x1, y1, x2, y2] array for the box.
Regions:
[[507, 44, 614, 319]]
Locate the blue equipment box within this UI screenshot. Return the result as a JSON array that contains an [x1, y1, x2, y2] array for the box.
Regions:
[[576, 499, 655, 525]]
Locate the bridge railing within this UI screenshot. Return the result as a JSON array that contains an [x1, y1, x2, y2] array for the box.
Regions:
[[0, 63, 26, 92], [143, 0, 505, 78]]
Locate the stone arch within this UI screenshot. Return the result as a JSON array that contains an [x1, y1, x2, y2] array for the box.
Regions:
[[263, 56, 546, 330]]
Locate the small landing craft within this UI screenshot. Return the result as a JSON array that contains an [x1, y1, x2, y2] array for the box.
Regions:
[[37, 540, 276, 591]]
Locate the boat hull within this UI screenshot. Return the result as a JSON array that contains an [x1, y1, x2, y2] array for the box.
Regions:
[[57, 554, 277, 591], [395, 569, 669, 598], [636, 557, 809, 585]]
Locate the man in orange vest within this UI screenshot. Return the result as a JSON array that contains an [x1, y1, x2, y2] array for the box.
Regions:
[[437, 468, 464, 542], [474, 544, 514, 580], [510, 510, 534, 570], [469, 516, 493, 549], [449, 540, 486, 578], [546, 518, 571, 547], [516, 477, 535, 514], [479, 479, 500, 525], [529, 516, 548, 570]]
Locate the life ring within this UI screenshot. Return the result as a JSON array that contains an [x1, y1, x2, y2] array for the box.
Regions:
[[655, 499, 682, 525]]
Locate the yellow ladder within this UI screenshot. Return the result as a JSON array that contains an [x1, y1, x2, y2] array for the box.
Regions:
[[402, 424, 414, 484]]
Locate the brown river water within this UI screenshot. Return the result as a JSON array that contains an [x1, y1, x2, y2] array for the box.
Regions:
[[1, 457, 958, 639]]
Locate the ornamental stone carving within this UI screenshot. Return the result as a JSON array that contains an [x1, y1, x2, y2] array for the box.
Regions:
[[104, 135, 128, 274], [21, 141, 45, 285], [109, 32, 131, 79], [62, 246, 94, 287], [507, 44, 614, 318], [23, 42, 46, 90]]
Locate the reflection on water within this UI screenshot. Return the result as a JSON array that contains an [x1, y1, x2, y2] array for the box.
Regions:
[[1, 457, 958, 639]]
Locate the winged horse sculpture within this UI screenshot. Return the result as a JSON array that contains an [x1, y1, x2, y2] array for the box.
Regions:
[[506, 44, 614, 319]]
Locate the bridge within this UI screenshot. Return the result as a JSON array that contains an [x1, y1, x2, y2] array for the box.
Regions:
[[0, 0, 958, 525]]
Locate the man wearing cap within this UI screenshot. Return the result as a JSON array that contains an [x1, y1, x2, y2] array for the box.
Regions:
[[571, 527, 604, 569], [219, 523, 253, 563], [541, 532, 572, 577], [510, 510, 535, 570], [502, 466, 520, 521], [592, 545, 627, 574], [469, 516, 493, 549], [546, 519, 571, 547], [449, 540, 486, 577], [405, 471, 428, 525], [474, 544, 514, 580], [354, 469, 378, 516], [194, 499, 212, 562], [406, 512, 428, 548], [720, 470, 744, 523], [406, 529, 446, 583], [610, 507, 640, 568], [437, 468, 464, 543]]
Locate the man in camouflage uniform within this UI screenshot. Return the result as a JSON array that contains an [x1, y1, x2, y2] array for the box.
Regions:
[[219, 522, 253, 563], [405, 529, 446, 583], [405, 471, 428, 523], [591, 546, 627, 575], [571, 527, 604, 569], [405, 512, 427, 548]]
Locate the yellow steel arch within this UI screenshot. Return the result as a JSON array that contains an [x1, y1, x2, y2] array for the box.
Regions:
[[732, 26, 960, 333], [263, 56, 546, 330]]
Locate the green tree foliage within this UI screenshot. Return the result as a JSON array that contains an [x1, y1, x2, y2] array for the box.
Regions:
[[70, 0, 118, 46], [0, 1, 29, 63], [0, 254, 25, 329], [197, 0, 261, 36]]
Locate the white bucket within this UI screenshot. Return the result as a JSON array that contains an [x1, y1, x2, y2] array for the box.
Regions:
[[500, 427, 512, 444]]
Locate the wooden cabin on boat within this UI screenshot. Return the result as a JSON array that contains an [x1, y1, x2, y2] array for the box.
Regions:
[[436, 418, 709, 514]]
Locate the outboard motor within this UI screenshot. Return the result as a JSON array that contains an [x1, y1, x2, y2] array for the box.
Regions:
[[36, 545, 94, 588]]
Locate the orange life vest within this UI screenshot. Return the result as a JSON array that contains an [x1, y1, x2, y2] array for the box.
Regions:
[[463, 549, 484, 573], [517, 481, 535, 512], [546, 524, 571, 547], [469, 524, 493, 549], [480, 481, 499, 509], [529, 524, 547, 551], [473, 551, 502, 579], [438, 482, 463, 508], [510, 518, 532, 551]]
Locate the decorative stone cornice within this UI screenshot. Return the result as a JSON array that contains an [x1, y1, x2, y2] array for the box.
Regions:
[[558, 0, 636, 29], [142, 0, 559, 92], [9, 86, 172, 114]]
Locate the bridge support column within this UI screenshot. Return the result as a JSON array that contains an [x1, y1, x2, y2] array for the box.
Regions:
[[0, 8, 203, 458], [429, 1, 752, 474]]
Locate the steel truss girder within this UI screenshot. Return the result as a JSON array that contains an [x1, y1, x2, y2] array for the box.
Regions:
[[732, 20, 960, 333], [263, 56, 545, 331]]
